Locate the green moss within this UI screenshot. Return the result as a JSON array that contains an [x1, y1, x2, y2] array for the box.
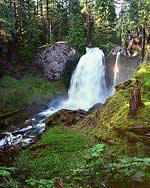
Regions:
[[0, 75, 65, 109], [76, 61, 150, 157], [15, 127, 92, 179], [95, 62, 150, 131]]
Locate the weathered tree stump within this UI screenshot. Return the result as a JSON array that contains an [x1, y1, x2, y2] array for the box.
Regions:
[[128, 80, 143, 118]]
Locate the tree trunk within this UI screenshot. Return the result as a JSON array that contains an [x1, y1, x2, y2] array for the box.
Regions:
[[19, 0, 24, 35], [46, 0, 50, 43], [84, 0, 92, 46], [85, 13, 92, 46], [128, 80, 143, 119], [10, 0, 12, 7], [13, 0, 17, 18], [40, 0, 43, 17], [36, 0, 39, 15], [142, 27, 146, 60]]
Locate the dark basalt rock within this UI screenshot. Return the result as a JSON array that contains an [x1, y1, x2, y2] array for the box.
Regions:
[[34, 42, 77, 81], [45, 109, 87, 128], [88, 103, 102, 113]]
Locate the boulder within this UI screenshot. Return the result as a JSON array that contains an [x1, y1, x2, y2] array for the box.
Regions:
[[45, 109, 87, 128], [34, 42, 76, 80]]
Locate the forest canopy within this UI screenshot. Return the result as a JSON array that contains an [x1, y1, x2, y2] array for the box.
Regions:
[[0, 0, 150, 62]]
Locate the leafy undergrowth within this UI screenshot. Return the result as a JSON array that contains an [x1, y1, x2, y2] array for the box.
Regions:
[[0, 75, 64, 109], [14, 127, 93, 182], [2, 143, 150, 188]]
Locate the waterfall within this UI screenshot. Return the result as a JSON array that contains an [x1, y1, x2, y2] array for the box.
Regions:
[[41, 47, 110, 116], [0, 47, 111, 148], [113, 52, 120, 85], [63, 47, 109, 111]]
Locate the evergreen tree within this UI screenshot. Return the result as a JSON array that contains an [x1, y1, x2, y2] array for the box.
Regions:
[[93, 0, 117, 53], [0, 0, 16, 42], [66, 0, 85, 52]]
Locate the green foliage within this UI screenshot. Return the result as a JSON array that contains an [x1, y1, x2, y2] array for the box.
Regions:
[[25, 177, 59, 188], [92, 0, 119, 54], [18, 20, 42, 64], [117, 0, 150, 52], [66, 1, 85, 53], [0, 1, 16, 41], [66, 15, 85, 53], [0, 166, 19, 188], [88, 143, 105, 157], [0, 166, 16, 177], [65, 144, 150, 187]]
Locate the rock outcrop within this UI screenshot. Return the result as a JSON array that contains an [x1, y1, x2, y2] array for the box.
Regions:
[[35, 42, 76, 80], [45, 109, 87, 128]]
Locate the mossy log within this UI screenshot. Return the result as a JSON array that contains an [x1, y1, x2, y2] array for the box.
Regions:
[[128, 80, 143, 118]]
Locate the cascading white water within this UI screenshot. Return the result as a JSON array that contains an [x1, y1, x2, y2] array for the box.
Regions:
[[113, 51, 120, 85], [40, 47, 110, 116], [63, 47, 109, 111], [0, 47, 111, 148]]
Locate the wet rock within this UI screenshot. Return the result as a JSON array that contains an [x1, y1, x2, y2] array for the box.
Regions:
[[88, 103, 102, 113], [34, 42, 76, 81], [106, 54, 140, 87], [24, 118, 37, 126], [62, 53, 81, 88], [45, 109, 87, 128], [20, 134, 42, 149]]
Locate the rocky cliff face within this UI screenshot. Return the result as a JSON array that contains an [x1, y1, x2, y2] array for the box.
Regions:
[[35, 42, 76, 81]]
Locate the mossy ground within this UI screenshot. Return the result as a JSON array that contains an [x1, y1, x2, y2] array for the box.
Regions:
[[14, 127, 94, 181], [77, 61, 150, 158], [0, 75, 65, 109]]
